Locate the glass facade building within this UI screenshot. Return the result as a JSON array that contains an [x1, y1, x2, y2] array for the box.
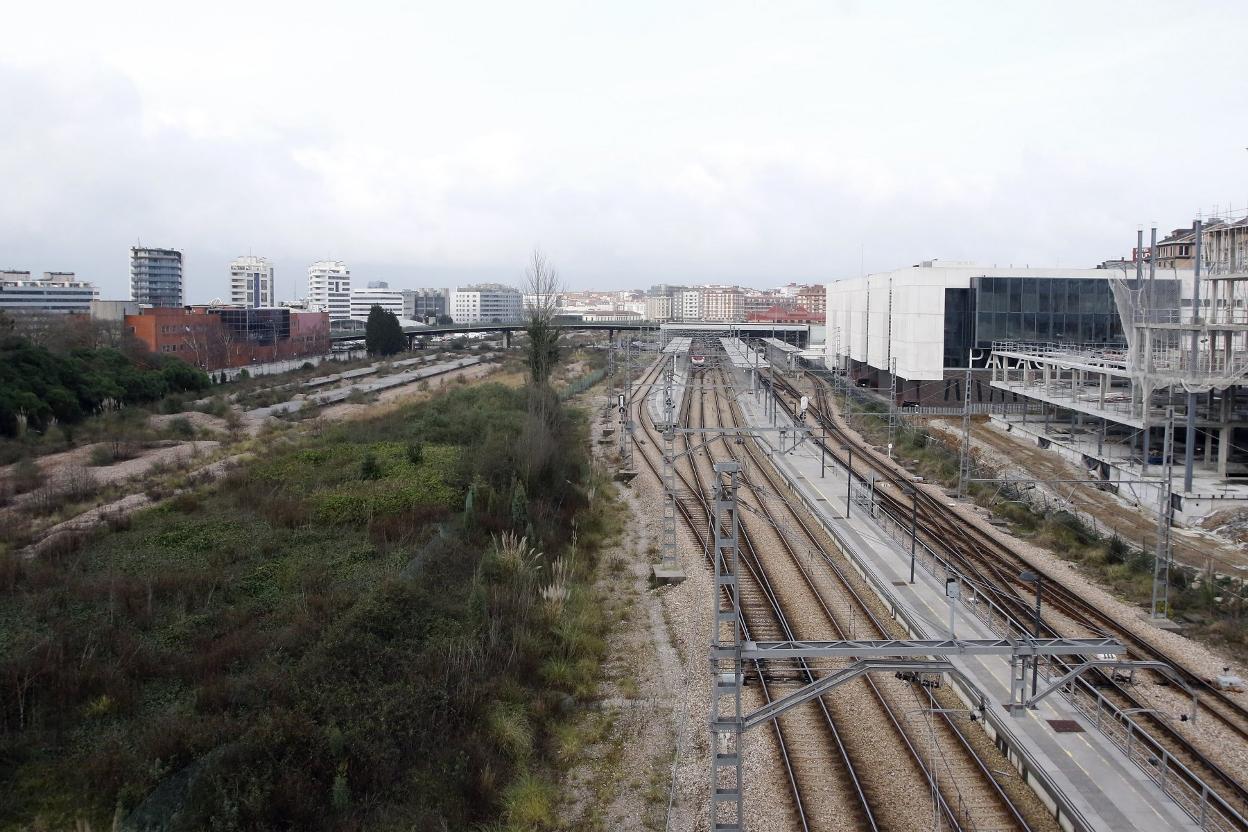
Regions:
[[941, 276, 1180, 368], [130, 247, 183, 308]]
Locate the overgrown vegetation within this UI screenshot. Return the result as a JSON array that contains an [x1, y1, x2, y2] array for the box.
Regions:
[[0, 376, 616, 830], [0, 337, 210, 438]]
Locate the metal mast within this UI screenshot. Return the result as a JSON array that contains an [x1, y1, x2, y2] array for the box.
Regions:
[[658, 352, 681, 578], [709, 461, 743, 832], [619, 336, 634, 469], [958, 366, 973, 498], [888, 356, 899, 457], [1152, 407, 1175, 619]]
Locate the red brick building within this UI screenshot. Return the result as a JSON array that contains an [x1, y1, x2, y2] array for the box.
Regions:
[[125, 306, 331, 370], [747, 305, 821, 324]]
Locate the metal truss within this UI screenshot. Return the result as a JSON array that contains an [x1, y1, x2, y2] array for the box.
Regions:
[[704, 453, 1133, 829], [741, 637, 1122, 659], [1017, 659, 1198, 720]]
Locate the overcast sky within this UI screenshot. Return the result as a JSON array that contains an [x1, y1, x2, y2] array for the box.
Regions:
[[3, 1, 1246, 302]]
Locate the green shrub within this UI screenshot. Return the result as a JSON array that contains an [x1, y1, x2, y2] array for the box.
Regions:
[[503, 774, 557, 829], [359, 451, 381, 481], [12, 457, 44, 493], [168, 416, 195, 439], [405, 441, 424, 465], [88, 445, 115, 466]]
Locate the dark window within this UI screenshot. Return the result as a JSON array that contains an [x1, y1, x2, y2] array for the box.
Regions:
[[943, 288, 973, 367]]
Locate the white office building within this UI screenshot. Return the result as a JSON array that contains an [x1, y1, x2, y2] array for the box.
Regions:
[[307, 260, 351, 322], [350, 287, 404, 322], [403, 288, 450, 321], [130, 247, 183, 307], [677, 289, 703, 321], [229, 255, 275, 308], [825, 260, 1188, 402], [451, 283, 523, 323], [0, 271, 98, 313]]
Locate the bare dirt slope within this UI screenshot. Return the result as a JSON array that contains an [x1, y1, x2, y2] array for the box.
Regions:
[[927, 417, 1248, 573]]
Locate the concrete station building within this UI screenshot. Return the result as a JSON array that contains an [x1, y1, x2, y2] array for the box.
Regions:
[[823, 245, 1247, 523], [824, 260, 1187, 405]]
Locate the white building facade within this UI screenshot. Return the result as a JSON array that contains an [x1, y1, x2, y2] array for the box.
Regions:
[[307, 260, 351, 322], [702, 287, 744, 322], [677, 289, 703, 321], [451, 284, 522, 323], [350, 288, 405, 322], [825, 261, 1190, 390], [229, 255, 274, 308], [0, 271, 98, 313]]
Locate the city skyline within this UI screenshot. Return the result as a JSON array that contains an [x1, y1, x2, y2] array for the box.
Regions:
[[4, 2, 1247, 303]]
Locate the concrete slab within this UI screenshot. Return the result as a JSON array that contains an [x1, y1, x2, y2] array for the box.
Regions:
[[651, 565, 687, 583]]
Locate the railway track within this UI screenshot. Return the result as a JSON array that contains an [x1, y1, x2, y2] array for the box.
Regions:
[[630, 357, 873, 831], [626, 355, 1045, 830], [767, 369, 1248, 829]]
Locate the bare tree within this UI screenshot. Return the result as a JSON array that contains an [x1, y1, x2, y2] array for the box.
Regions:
[[523, 250, 563, 386]]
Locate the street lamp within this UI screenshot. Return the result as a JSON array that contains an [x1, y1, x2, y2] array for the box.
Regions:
[[1019, 570, 1044, 697]]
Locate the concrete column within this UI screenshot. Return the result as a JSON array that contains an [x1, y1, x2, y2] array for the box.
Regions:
[[1219, 427, 1231, 477]]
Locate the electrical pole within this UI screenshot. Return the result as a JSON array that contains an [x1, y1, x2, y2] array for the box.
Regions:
[[1184, 219, 1202, 492], [619, 336, 634, 469], [709, 462, 743, 832], [658, 352, 680, 579], [888, 356, 898, 458], [1153, 407, 1175, 619], [958, 366, 973, 498]]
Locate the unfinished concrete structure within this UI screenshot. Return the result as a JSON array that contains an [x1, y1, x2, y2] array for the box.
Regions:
[[989, 225, 1248, 523]]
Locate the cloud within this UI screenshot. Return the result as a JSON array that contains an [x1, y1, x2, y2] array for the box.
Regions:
[[2, 1, 1247, 302]]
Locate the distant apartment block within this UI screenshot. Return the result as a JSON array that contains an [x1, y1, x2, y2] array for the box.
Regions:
[[796, 285, 826, 317], [229, 255, 274, 308], [125, 306, 330, 370], [307, 260, 351, 321], [677, 289, 703, 321], [451, 284, 522, 323], [130, 247, 183, 307], [350, 287, 404, 321], [0, 271, 98, 314], [701, 286, 744, 322], [402, 288, 449, 321], [644, 294, 672, 321]]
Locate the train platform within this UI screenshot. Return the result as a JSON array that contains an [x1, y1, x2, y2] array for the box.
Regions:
[[729, 388, 1203, 831], [647, 355, 688, 429]]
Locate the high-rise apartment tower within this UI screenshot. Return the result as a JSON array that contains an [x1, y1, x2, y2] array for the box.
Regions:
[[229, 255, 274, 308], [130, 247, 183, 307]]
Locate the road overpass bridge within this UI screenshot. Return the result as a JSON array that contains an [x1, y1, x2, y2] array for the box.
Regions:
[[329, 319, 812, 349]]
